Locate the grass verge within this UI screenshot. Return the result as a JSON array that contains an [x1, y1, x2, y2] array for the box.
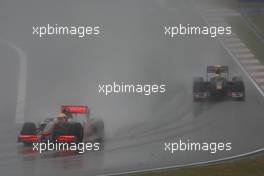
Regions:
[[129, 154, 264, 176]]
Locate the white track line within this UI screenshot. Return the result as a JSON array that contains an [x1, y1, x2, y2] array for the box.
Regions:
[[227, 42, 246, 48], [255, 78, 264, 83], [246, 65, 264, 70], [101, 147, 264, 176], [240, 59, 259, 64], [4, 40, 28, 124], [250, 72, 264, 76], [236, 53, 255, 58], [231, 48, 250, 53]]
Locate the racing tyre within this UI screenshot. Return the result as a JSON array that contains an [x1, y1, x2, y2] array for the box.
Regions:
[[95, 119, 105, 142], [20, 122, 37, 146], [232, 76, 243, 82], [232, 78, 245, 101], [193, 77, 207, 102], [21, 122, 37, 135]]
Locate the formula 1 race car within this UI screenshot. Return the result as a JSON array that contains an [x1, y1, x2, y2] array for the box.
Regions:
[[18, 105, 104, 146], [193, 65, 245, 101]]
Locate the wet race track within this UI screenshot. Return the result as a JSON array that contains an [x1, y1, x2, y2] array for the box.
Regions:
[[0, 0, 264, 175]]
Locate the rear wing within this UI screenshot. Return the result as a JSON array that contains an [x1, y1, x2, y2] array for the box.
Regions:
[[61, 105, 89, 114], [207, 65, 229, 73]]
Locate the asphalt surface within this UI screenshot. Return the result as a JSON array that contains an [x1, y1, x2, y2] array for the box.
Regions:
[[0, 0, 264, 176]]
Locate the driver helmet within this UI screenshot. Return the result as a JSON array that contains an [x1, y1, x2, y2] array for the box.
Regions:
[[57, 113, 66, 121]]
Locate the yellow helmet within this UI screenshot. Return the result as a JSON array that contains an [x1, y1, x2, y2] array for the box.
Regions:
[[57, 113, 66, 119]]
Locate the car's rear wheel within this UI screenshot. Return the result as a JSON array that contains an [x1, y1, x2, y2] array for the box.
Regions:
[[21, 122, 37, 134], [232, 78, 245, 101], [20, 122, 37, 146], [92, 119, 105, 143]]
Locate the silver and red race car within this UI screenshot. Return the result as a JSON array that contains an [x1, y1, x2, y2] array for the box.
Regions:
[[17, 105, 104, 146]]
